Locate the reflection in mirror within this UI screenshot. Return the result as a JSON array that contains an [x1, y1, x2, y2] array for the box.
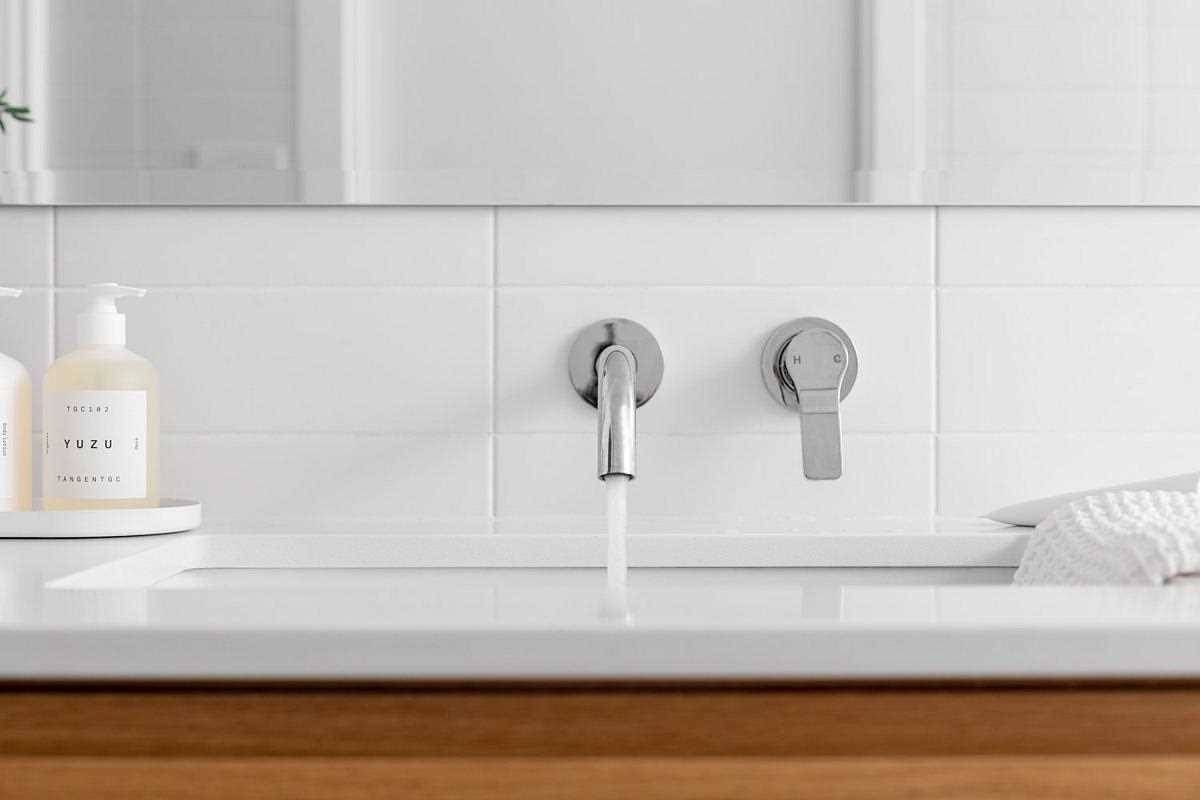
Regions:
[[0, 0, 1198, 204]]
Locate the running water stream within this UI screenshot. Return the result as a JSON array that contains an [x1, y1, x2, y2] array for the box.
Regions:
[[600, 474, 631, 620]]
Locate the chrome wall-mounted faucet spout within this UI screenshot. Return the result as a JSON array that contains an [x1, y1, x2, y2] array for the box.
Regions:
[[568, 319, 664, 480], [761, 318, 858, 480]]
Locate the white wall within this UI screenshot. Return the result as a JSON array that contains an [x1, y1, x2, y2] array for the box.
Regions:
[[354, 0, 855, 202], [2, 205, 1197, 525], [925, 0, 1200, 201], [29, 1, 1200, 203], [41, 0, 297, 200]]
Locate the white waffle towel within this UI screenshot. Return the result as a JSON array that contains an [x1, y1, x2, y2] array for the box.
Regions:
[[1013, 488, 1200, 585]]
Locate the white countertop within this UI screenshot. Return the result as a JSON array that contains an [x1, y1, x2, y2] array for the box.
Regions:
[[4, 517, 1200, 681]]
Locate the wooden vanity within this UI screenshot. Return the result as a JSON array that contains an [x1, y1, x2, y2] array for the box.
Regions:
[[3, 681, 1199, 799]]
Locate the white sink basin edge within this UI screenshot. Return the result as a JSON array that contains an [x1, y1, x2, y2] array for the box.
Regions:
[[47, 529, 1030, 591], [15, 525, 1200, 681]]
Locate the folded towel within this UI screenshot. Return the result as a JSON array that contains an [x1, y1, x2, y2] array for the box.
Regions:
[[1013, 488, 1200, 585], [987, 472, 1200, 527]]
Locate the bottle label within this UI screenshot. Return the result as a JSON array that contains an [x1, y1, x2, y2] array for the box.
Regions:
[[46, 391, 147, 499], [0, 388, 14, 501]]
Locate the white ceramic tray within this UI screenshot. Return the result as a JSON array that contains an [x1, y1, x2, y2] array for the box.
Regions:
[[0, 499, 201, 538]]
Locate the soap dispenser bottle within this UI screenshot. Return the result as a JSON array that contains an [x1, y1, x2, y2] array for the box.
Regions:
[[43, 284, 159, 510], [0, 288, 32, 511]]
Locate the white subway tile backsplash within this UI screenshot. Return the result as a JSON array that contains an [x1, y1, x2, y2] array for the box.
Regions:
[[0, 209, 52, 286], [497, 287, 932, 434], [940, 289, 1200, 433], [0, 202, 1191, 526], [940, 208, 1200, 285], [497, 434, 933, 519], [55, 288, 491, 434], [938, 434, 1200, 517], [497, 208, 933, 286], [164, 434, 490, 518], [57, 207, 492, 286]]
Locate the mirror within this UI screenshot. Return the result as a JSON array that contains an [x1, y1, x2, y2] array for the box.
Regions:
[[1, 0, 1195, 204]]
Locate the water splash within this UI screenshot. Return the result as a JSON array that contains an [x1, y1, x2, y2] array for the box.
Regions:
[[599, 474, 631, 621]]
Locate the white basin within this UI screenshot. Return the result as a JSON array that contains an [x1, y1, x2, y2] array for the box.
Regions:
[[41, 525, 1027, 627], [45, 530, 1200, 628], [11, 521, 1200, 680], [144, 565, 1018, 627]]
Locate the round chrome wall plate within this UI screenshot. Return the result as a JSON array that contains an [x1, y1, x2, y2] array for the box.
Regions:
[[568, 318, 664, 408], [760, 317, 858, 408]]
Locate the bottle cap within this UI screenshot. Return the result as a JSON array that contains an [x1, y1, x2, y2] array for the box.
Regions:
[[78, 283, 146, 346]]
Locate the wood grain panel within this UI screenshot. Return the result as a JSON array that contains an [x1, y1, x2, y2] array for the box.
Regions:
[[3, 685, 1200, 758], [3, 756, 1199, 800]]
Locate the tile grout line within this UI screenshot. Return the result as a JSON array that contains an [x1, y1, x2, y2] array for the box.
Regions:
[[489, 207, 499, 528]]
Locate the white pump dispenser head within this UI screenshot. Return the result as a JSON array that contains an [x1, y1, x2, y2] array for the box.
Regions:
[[78, 283, 146, 347]]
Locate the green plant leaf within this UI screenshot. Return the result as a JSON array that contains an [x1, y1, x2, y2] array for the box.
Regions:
[[0, 87, 34, 133]]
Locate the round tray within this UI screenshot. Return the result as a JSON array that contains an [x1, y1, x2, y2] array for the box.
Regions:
[[0, 498, 201, 538]]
